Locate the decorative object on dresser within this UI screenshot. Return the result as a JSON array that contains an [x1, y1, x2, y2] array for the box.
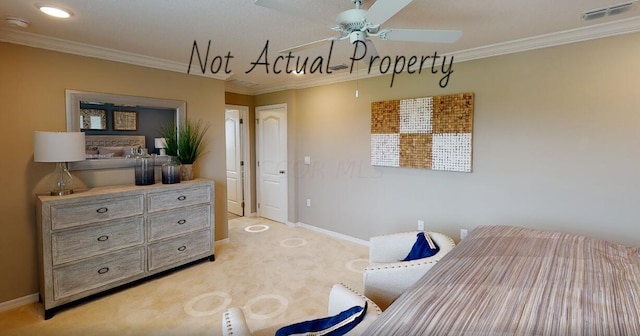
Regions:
[[162, 156, 181, 184], [160, 118, 210, 181], [133, 148, 155, 186], [36, 179, 215, 319], [33, 131, 86, 196]]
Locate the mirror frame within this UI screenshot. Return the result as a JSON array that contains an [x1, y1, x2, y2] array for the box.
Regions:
[[66, 89, 186, 170]]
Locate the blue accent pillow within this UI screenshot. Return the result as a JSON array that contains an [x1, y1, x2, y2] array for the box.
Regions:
[[275, 302, 368, 336], [402, 232, 440, 261]]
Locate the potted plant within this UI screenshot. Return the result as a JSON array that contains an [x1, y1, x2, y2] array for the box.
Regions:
[[160, 118, 210, 180]]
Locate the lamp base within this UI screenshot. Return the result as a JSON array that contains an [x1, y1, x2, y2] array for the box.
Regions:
[[48, 162, 76, 197], [50, 189, 74, 196]]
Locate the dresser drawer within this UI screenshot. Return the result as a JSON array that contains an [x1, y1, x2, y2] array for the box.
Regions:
[[148, 204, 211, 242], [53, 247, 144, 300], [147, 186, 211, 212], [148, 230, 211, 271], [51, 195, 144, 230], [52, 217, 144, 265]]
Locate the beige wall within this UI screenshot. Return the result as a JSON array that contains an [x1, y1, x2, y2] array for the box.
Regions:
[[3, 31, 640, 305], [0, 42, 227, 303], [259, 32, 640, 246]]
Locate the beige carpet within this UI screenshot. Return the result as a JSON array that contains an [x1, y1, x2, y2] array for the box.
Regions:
[[0, 217, 369, 335]]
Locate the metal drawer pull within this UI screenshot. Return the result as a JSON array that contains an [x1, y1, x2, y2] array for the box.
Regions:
[[97, 235, 109, 242], [177, 246, 187, 252], [177, 195, 187, 201], [97, 267, 109, 274], [177, 219, 186, 225], [96, 207, 109, 214]]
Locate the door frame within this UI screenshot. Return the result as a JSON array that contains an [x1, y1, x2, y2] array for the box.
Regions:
[[225, 104, 252, 217], [256, 103, 288, 223]]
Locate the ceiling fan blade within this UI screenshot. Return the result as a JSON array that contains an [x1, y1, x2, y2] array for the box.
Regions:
[[254, 0, 332, 25], [379, 29, 463, 43], [364, 0, 413, 25], [363, 39, 379, 65], [351, 38, 379, 64], [279, 37, 338, 54]]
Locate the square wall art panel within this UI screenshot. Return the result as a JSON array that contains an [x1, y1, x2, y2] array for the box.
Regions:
[[370, 92, 474, 172]]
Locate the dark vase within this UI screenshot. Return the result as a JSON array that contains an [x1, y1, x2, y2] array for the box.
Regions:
[[162, 156, 181, 184], [134, 149, 155, 185]]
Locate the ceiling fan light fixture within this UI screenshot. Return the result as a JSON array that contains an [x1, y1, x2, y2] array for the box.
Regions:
[[37, 4, 73, 18], [349, 31, 367, 44]]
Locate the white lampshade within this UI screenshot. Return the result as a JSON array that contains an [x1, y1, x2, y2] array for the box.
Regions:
[[34, 131, 86, 162], [154, 137, 167, 149]]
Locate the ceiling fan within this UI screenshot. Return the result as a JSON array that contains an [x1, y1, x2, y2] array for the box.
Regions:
[[255, 0, 463, 57]]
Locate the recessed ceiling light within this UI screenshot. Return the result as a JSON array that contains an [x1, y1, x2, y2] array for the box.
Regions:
[[37, 4, 73, 18]]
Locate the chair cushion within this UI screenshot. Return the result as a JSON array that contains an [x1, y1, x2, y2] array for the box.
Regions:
[[275, 302, 368, 336], [402, 232, 440, 261]]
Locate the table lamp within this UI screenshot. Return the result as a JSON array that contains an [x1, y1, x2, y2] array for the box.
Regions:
[[155, 137, 167, 156], [34, 131, 86, 196]]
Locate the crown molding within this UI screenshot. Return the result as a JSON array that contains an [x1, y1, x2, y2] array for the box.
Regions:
[[3, 16, 640, 96], [0, 28, 230, 81], [249, 16, 640, 95], [451, 16, 640, 63]]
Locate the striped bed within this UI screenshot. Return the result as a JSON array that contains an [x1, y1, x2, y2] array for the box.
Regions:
[[364, 225, 640, 335]]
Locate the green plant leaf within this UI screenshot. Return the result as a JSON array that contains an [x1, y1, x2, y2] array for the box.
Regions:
[[159, 118, 210, 164]]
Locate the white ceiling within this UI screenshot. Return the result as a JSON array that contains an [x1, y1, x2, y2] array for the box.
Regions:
[[1, 0, 640, 95]]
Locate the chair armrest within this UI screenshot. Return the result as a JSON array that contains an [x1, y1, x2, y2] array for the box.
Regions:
[[328, 284, 382, 335], [363, 260, 439, 310], [369, 231, 455, 263], [328, 284, 381, 316], [221, 307, 252, 336]]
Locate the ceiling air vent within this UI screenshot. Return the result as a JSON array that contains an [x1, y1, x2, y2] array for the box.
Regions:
[[582, 8, 607, 21], [582, 1, 637, 20], [608, 2, 636, 15], [328, 64, 349, 71]]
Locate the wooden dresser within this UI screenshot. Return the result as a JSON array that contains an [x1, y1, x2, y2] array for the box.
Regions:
[[36, 179, 215, 319]]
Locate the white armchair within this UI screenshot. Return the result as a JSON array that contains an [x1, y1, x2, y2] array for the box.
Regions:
[[221, 284, 381, 336], [363, 231, 455, 310]]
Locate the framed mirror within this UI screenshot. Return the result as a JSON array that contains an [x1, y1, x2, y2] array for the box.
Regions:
[[66, 89, 186, 170]]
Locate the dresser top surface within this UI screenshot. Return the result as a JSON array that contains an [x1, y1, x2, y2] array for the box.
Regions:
[[37, 178, 214, 203]]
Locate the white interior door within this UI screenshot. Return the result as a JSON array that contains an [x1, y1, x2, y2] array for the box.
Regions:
[[256, 104, 288, 223], [225, 108, 244, 216]]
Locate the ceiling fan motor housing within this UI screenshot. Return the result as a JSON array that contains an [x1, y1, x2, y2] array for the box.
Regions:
[[336, 9, 367, 32]]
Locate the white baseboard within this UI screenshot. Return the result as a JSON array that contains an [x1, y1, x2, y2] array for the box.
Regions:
[[216, 237, 230, 244], [295, 222, 370, 247], [0, 293, 39, 312]]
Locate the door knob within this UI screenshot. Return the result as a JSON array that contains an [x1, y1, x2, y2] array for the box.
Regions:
[[279, 170, 285, 174]]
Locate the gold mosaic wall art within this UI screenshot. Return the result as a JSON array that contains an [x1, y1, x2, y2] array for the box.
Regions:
[[371, 92, 474, 172]]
